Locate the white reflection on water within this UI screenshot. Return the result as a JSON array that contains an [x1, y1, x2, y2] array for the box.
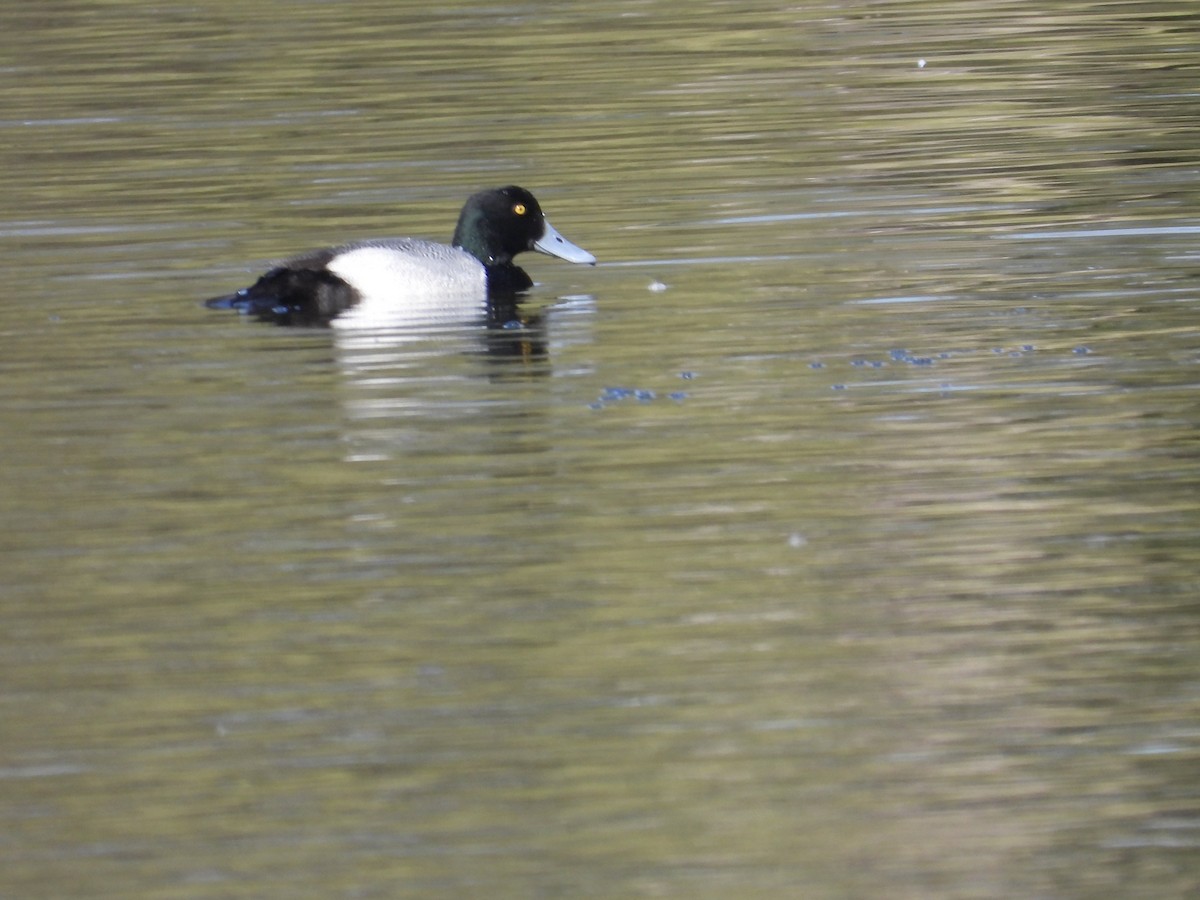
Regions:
[[1008, 224, 1200, 239]]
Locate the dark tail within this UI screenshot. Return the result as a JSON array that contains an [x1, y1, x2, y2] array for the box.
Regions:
[[203, 267, 355, 327], [204, 291, 252, 311]]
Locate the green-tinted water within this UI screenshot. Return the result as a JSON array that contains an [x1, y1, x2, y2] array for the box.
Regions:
[[2, 1, 1199, 897]]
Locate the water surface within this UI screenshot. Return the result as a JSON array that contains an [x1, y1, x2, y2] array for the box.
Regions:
[[2, 1, 1199, 897]]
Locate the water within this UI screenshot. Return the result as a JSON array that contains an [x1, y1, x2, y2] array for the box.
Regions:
[[3, 1, 1199, 897]]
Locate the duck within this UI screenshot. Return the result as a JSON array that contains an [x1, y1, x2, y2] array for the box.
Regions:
[[203, 186, 595, 326]]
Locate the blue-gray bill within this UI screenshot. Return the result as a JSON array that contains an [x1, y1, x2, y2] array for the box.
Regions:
[[534, 219, 596, 265]]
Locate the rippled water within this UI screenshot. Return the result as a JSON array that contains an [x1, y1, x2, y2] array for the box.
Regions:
[[3, 1, 1199, 897]]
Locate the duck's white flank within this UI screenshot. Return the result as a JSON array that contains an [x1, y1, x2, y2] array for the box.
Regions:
[[325, 238, 488, 328]]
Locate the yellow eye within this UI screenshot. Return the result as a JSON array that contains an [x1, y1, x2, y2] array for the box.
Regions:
[[513, 203, 526, 216]]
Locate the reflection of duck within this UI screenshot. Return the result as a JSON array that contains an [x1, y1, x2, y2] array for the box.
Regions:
[[204, 186, 595, 327]]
